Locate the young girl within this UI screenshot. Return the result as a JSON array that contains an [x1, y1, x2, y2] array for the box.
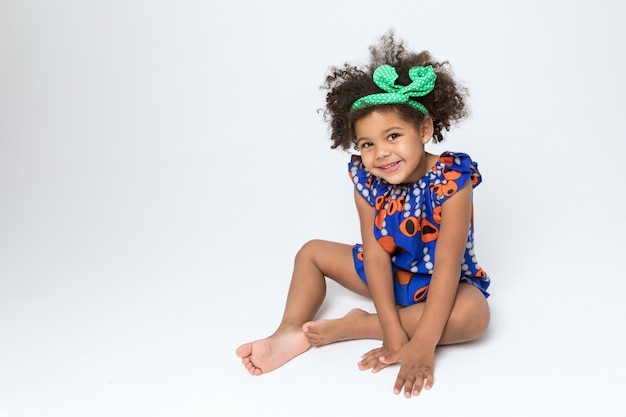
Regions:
[[236, 31, 491, 398]]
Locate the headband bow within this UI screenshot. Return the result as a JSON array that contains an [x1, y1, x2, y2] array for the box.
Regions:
[[351, 64, 437, 115]]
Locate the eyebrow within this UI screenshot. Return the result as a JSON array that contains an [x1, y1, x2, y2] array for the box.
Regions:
[[357, 126, 405, 142], [356, 137, 368, 146], [383, 126, 405, 133]]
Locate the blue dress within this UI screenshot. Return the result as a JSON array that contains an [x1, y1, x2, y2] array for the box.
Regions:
[[350, 151, 490, 307]]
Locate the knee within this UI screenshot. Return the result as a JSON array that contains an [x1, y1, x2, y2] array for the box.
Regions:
[[448, 290, 490, 342], [468, 302, 490, 340], [294, 239, 324, 264]]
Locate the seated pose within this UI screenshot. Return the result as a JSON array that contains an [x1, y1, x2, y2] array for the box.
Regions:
[[236, 30, 491, 398]]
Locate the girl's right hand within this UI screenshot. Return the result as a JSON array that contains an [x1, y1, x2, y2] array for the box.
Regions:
[[358, 332, 408, 373], [358, 346, 390, 372]]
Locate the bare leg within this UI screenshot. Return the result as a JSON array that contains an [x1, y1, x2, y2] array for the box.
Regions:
[[236, 240, 368, 375], [302, 283, 490, 346]]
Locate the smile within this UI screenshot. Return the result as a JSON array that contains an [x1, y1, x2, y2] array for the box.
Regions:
[[378, 161, 401, 173]]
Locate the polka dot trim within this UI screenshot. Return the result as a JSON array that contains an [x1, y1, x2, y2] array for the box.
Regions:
[[351, 65, 437, 115]]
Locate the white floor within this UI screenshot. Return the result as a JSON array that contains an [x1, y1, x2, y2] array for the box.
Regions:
[[2, 1, 626, 416]]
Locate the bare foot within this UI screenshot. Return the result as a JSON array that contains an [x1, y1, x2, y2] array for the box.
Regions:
[[302, 308, 372, 346], [235, 326, 311, 375]]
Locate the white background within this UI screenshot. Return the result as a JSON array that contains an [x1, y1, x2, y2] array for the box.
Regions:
[[1, 0, 625, 416]]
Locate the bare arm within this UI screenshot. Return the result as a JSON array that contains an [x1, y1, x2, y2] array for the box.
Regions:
[[382, 180, 473, 397], [354, 189, 408, 352], [411, 180, 472, 347]]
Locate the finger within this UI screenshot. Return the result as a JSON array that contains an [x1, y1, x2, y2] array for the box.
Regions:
[[359, 347, 388, 370], [358, 355, 380, 370], [371, 358, 391, 373], [392, 372, 415, 398], [379, 352, 400, 365], [423, 369, 434, 391], [411, 375, 426, 397], [392, 366, 407, 396], [358, 349, 383, 368], [360, 347, 383, 359], [411, 367, 435, 396], [412, 366, 434, 395]]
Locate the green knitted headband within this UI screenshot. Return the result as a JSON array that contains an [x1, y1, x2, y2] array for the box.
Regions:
[[351, 64, 437, 115]]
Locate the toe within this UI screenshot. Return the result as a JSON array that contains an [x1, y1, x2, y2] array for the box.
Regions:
[[236, 343, 252, 358]]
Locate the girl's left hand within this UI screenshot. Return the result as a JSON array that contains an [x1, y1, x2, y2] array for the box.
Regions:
[[379, 342, 436, 398]]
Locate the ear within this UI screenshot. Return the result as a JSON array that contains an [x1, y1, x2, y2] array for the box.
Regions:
[[420, 116, 434, 144]]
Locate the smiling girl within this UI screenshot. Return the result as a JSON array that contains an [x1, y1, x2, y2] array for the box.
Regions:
[[236, 30, 491, 398]]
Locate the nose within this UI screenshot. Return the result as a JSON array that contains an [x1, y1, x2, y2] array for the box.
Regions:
[[375, 143, 390, 159]]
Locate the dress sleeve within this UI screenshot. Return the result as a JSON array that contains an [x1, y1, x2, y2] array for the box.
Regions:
[[348, 155, 377, 207], [430, 152, 482, 204]]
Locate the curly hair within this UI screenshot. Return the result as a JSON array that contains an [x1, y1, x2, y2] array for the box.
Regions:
[[321, 30, 470, 150]]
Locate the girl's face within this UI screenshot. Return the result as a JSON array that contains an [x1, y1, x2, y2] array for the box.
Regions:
[[354, 109, 433, 185]]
